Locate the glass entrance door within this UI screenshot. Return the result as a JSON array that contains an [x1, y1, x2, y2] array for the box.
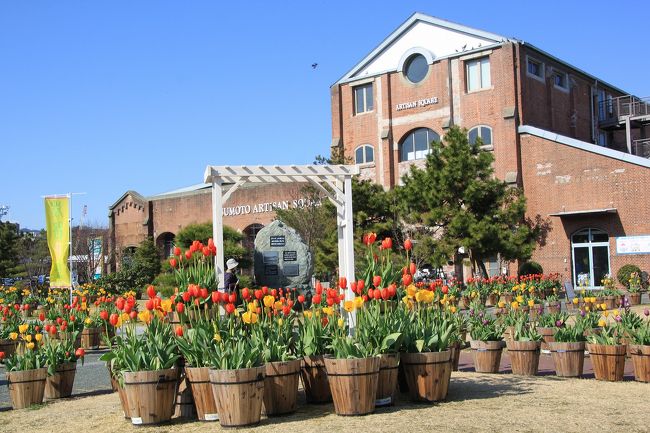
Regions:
[[571, 228, 610, 289]]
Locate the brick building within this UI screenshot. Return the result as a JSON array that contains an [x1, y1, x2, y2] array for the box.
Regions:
[[331, 13, 650, 287], [108, 183, 312, 272]]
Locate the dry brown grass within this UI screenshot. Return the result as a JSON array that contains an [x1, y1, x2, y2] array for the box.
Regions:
[[1, 371, 648, 433]]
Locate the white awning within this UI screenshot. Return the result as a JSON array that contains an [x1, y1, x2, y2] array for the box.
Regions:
[[549, 208, 617, 217]]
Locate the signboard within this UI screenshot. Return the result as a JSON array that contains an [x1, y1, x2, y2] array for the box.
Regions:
[[264, 265, 279, 276], [283, 250, 297, 262], [44, 197, 71, 288], [283, 264, 299, 277], [263, 251, 279, 264], [616, 235, 650, 255], [395, 96, 439, 111], [270, 235, 286, 247]]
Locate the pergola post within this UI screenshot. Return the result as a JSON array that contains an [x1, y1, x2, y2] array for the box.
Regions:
[[211, 178, 225, 289], [342, 175, 356, 329]]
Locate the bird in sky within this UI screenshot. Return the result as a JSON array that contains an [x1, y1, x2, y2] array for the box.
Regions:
[[311, 63, 318, 69]]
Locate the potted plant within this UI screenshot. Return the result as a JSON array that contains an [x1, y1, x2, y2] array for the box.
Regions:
[[207, 306, 265, 428], [627, 272, 642, 305], [628, 309, 650, 382], [536, 312, 568, 351], [43, 331, 85, 399], [449, 313, 468, 371], [586, 318, 627, 382], [101, 303, 180, 425], [298, 299, 334, 404], [0, 312, 20, 359], [545, 293, 561, 314], [80, 312, 102, 350], [549, 323, 587, 377], [601, 275, 623, 309], [469, 313, 505, 373], [356, 298, 403, 407], [506, 319, 542, 376], [401, 295, 456, 402], [2, 324, 48, 409], [324, 298, 382, 416]]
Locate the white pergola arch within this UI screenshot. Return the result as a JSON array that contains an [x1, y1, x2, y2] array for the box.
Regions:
[[203, 164, 359, 303]]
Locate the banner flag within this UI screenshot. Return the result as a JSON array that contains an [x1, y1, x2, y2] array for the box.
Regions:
[[45, 197, 71, 288]]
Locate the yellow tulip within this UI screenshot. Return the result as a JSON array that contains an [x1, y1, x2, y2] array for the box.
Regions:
[[303, 311, 312, 319], [585, 306, 590, 312], [449, 306, 457, 314], [25, 334, 32, 342], [343, 300, 355, 313], [213, 333, 221, 342], [598, 319, 607, 328], [138, 310, 151, 324], [354, 296, 364, 309], [402, 296, 413, 309], [242, 311, 258, 324], [9, 332, 18, 340], [612, 309, 619, 317], [527, 299, 535, 307], [511, 301, 519, 310], [273, 301, 283, 311], [26, 342, 35, 350], [407, 285, 417, 299], [18, 324, 28, 334], [84, 318, 92, 326], [516, 295, 524, 303], [263, 295, 275, 308], [278, 318, 284, 326], [573, 298, 579, 305], [498, 301, 505, 308], [160, 299, 173, 313], [603, 311, 609, 317], [248, 302, 257, 313], [322, 306, 334, 316], [35, 334, 43, 342], [337, 318, 345, 328]]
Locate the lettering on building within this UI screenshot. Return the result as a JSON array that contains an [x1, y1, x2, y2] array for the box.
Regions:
[[222, 198, 322, 217], [395, 97, 439, 111]]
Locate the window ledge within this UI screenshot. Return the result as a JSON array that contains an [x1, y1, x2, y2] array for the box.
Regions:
[[353, 110, 374, 117], [480, 144, 494, 151], [554, 84, 569, 93], [466, 86, 494, 95], [357, 162, 375, 168]]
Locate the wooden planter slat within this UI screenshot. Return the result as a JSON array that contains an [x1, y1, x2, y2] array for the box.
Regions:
[[209, 366, 265, 428], [263, 359, 301, 416], [401, 350, 452, 403], [324, 356, 380, 416]]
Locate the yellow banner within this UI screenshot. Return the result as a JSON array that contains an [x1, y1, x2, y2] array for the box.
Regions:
[[45, 197, 70, 288]]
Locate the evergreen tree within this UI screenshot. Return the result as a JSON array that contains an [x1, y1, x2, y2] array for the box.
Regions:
[[398, 125, 542, 277], [0, 221, 21, 277]]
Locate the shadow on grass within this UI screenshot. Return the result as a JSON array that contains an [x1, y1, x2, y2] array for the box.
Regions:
[[446, 374, 534, 402]]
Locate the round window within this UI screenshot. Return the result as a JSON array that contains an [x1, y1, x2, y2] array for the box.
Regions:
[[404, 54, 428, 84]]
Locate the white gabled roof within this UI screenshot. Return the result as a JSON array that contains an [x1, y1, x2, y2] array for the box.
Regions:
[[334, 12, 510, 85]]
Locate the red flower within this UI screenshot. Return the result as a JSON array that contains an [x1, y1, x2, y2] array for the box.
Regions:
[[38, 312, 45, 322], [326, 297, 334, 307], [75, 348, 85, 358], [0, 351, 5, 360], [297, 295, 305, 304], [254, 290, 263, 300], [339, 277, 347, 290], [182, 292, 191, 302], [145, 299, 154, 311], [380, 288, 388, 300], [282, 305, 291, 316], [56, 317, 63, 325], [175, 326, 184, 337], [200, 288, 209, 299], [409, 262, 417, 276], [109, 313, 119, 326], [147, 285, 156, 299], [373, 289, 381, 300], [441, 285, 449, 294], [211, 291, 220, 304], [373, 275, 382, 288], [271, 289, 277, 298], [402, 274, 413, 286], [228, 293, 236, 304], [357, 280, 365, 292], [350, 281, 357, 293], [173, 246, 181, 256], [169, 258, 177, 268], [242, 288, 250, 300], [99, 310, 109, 321], [115, 297, 125, 311], [184, 250, 192, 260], [312, 295, 322, 305], [315, 281, 323, 295], [225, 303, 235, 315], [176, 302, 185, 314], [404, 238, 413, 251], [368, 288, 374, 299], [387, 284, 397, 298], [262, 286, 269, 295], [129, 311, 137, 320]]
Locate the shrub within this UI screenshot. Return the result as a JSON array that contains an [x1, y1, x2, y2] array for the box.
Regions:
[[617, 264, 642, 289], [153, 272, 177, 298], [518, 261, 543, 276]]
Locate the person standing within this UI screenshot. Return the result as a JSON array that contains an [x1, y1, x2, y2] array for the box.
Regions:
[[223, 258, 239, 294]]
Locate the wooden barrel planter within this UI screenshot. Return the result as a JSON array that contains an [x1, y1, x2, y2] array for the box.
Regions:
[[401, 350, 451, 403], [502, 326, 514, 342], [449, 342, 462, 371], [459, 296, 470, 310], [0, 339, 18, 359], [486, 293, 498, 307], [628, 293, 641, 306], [548, 341, 585, 377], [81, 326, 101, 350], [375, 353, 399, 406], [173, 374, 196, 420], [506, 340, 540, 376], [262, 359, 301, 416], [529, 305, 544, 320], [603, 296, 617, 310], [500, 293, 514, 304], [470, 340, 505, 373], [536, 327, 556, 351], [44, 361, 77, 399], [546, 302, 561, 314], [57, 331, 81, 349], [629, 344, 650, 382], [209, 366, 265, 428], [587, 343, 627, 382], [185, 366, 219, 421], [324, 356, 380, 416], [123, 368, 179, 425], [7, 367, 48, 409], [300, 355, 332, 403]]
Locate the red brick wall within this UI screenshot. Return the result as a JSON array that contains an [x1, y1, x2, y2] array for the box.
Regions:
[[521, 133, 650, 280]]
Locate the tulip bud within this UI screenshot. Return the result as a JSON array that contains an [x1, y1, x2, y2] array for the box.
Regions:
[[404, 238, 413, 251]]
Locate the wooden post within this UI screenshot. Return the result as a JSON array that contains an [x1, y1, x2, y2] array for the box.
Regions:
[[212, 178, 225, 289]]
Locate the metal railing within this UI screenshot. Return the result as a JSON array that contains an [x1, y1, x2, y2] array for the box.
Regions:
[[598, 95, 650, 123], [632, 138, 650, 158]]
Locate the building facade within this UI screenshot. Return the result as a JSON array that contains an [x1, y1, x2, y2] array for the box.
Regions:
[[108, 183, 314, 271], [331, 13, 650, 287]]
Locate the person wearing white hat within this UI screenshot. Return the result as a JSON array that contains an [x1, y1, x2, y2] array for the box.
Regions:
[[223, 258, 239, 295]]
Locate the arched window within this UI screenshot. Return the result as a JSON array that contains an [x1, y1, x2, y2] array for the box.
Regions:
[[571, 228, 610, 289], [399, 128, 439, 162], [156, 232, 176, 258], [468, 125, 492, 147], [354, 145, 374, 164], [243, 223, 264, 250]]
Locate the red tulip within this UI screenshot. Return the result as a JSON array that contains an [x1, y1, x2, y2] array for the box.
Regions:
[[404, 239, 413, 251], [242, 288, 250, 300], [200, 288, 209, 299], [350, 281, 357, 294], [409, 262, 417, 276], [297, 295, 305, 304], [226, 293, 235, 304], [202, 246, 211, 257], [38, 312, 45, 322], [176, 302, 185, 314], [211, 291, 220, 303], [169, 258, 178, 268], [368, 288, 374, 299], [99, 310, 109, 321], [185, 250, 192, 260], [0, 351, 5, 360], [315, 281, 323, 295], [225, 303, 235, 315], [441, 285, 449, 295], [173, 246, 181, 256], [262, 287, 269, 295], [182, 292, 191, 302], [326, 297, 334, 306], [312, 295, 322, 305], [339, 277, 347, 290], [373, 275, 382, 288], [129, 311, 137, 320], [282, 305, 291, 316], [56, 317, 63, 325], [115, 297, 125, 311], [153, 297, 162, 310], [402, 274, 413, 286], [387, 284, 397, 298], [362, 295, 369, 302], [373, 289, 381, 300], [145, 299, 154, 311], [357, 280, 365, 292], [75, 348, 85, 358], [271, 289, 277, 298], [147, 285, 156, 299], [109, 313, 119, 326], [175, 326, 184, 337], [127, 296, 136, 307], [380, 288, 388, 300], [255, 290, 263, 300], [382, 237, 393, 250]]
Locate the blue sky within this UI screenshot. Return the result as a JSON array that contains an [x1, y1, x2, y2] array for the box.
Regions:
[[1, 0, 648, 229]]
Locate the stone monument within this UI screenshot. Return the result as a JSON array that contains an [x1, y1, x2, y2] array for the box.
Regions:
[[253, 220, 313, 288]]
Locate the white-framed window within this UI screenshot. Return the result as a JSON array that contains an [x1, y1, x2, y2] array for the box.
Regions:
[[354, 83, 373, 114], [468, 125, 493, 148], [571, 228, 610, 289], [526, 57, 544, 81], [553, 70, 568, 91], [465, 57, 490, 92], [403, 53, 429, 84], [354, 144, 374, 164], [399, 128, 440, 162]]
